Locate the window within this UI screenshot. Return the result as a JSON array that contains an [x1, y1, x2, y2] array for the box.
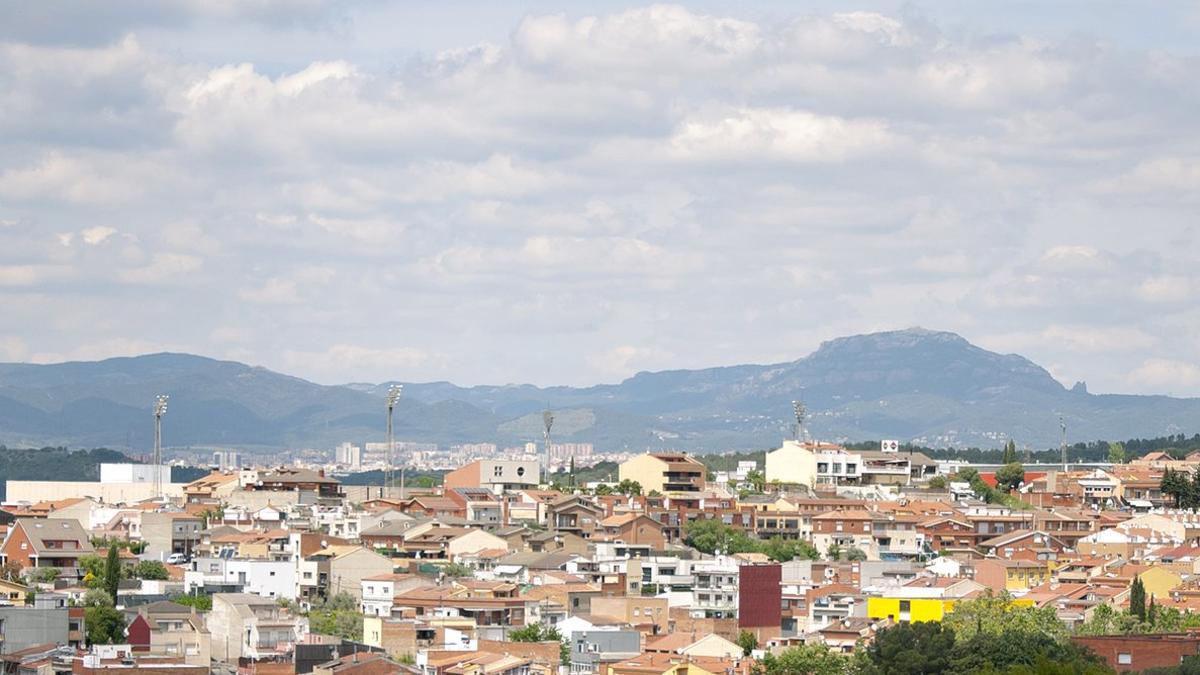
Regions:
[[1117, 654, 1131, 666], [517, 467, 526, 477], [494, 466, 504, 477]]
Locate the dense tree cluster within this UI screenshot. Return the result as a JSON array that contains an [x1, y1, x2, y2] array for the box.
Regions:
[[755, 594, 1106, 675], [684, 519, 819, 561], [306, 592, 364, 641], [1161, 468, 1200, 508]]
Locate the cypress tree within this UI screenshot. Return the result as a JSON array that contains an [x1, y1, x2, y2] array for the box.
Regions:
[[103, 546, 121, 605], [1130, 577, 1147, 621]]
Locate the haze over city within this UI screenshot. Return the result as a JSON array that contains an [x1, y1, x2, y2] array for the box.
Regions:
[[2, 2, 1200, 394]]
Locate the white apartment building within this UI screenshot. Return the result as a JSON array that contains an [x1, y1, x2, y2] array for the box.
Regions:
[[689, 556, 739, 619]]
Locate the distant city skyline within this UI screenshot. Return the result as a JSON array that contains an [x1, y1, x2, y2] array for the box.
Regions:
[[2, 2, 1199, 395]]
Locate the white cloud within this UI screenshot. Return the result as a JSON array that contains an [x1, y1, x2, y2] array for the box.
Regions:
[[280, 344, 439, 382], [118, 253, 202, 284], [81, 226, 117, 245], [1128, 359, 1200, 393], [664, 107, 895, 162], [587, 345, 673, 379], [0, 3, 1199, 392]]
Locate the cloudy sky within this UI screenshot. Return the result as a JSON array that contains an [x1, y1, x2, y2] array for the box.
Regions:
[[2, 1, 1199, 394]]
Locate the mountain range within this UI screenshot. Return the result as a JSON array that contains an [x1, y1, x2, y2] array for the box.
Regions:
[[0, 328, 1196, 453]]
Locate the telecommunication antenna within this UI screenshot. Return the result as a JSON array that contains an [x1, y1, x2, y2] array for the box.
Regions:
[[152, 394, 169, 501], [542, 410, 555, 485], [1059, 415, 1068, 471], [792, 400, 806, 442], [386, 385, 403, 498]]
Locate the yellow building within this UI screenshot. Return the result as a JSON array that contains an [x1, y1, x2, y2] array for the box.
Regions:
[[976, 558, 1055, 592], [764, 441, 819, 488], [867, 591, 1034, 624], [618, 454, 706, 494], [1138, 566, 1184, 599], [867, 597, 956, 623]]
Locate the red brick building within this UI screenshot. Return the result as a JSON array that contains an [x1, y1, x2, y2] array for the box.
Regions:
[[1073, 633, 1200, 672], [738, 563, 781, 629]]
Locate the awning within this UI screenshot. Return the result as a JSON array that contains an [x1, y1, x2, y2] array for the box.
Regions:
[[1128, 500, 1154, 509], [493, 564, 524, 575]]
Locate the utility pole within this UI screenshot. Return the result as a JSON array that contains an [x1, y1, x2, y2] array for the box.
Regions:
[[152, 394, 168, 501], [385, 385, 402, 499]]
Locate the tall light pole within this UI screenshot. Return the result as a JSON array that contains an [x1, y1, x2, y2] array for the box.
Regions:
[[153, 394, 169, 501], [1059, 415, 1068, 472], [386, 385, 402, 499], [792, 400, 806, 442], [542, 410, 554, 485]]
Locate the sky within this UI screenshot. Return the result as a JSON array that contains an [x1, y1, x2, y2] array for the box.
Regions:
[[1, 1, 1199, 394]]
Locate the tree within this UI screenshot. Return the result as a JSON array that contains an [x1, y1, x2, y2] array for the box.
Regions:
[[0, 561, 21, 582], [82, 588, 114, 608], [744, 470, 766, 493], [78, 555, 106, 587], [684, 519, 759, 555], [171, 594, 213, 611], [508, 623, 569, 663], [308, 592, 364, 641], [826, 543, 842, 561], [1130, 576, 1147, 621], [927, 475, 947, 489], [754, 643, 849, 675], [862, 621, 956, 675], [616, 479, 642, 496], [1108, 442, 1126, 465], [736, 630, 758, 656], [594, 484, 614, 496], [29, 567, 60, 583], [995, 462, 1025, 492], [942, 591, 1065, 643], [1075, 602, 1141, 636], [1162, 469, 1194, 508], [1002, 439, 1018, 465], [761, 538, 820, 563], [440, 563, 474, 578], [132, 560, 170, 581], [85, 606, 126, 645], [845, 547, 868, 562], [103, 546, 121, 605]]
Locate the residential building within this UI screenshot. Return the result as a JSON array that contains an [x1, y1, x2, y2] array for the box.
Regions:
[[619, 454, 706, 494], [208, 592, 307, 662], [444, 460, 540, 494], [0, 518, 95, 582]]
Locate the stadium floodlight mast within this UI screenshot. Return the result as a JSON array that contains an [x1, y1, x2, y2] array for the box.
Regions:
[[542, 410, 554, 485], [792, 400, 806, 442], [152, 394, 169, 501], [1059, 414, 1068, 471], [386, 385, 403, 499]]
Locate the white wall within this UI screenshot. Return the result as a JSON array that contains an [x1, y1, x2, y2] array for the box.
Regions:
[[100, 463, 171, 485]]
